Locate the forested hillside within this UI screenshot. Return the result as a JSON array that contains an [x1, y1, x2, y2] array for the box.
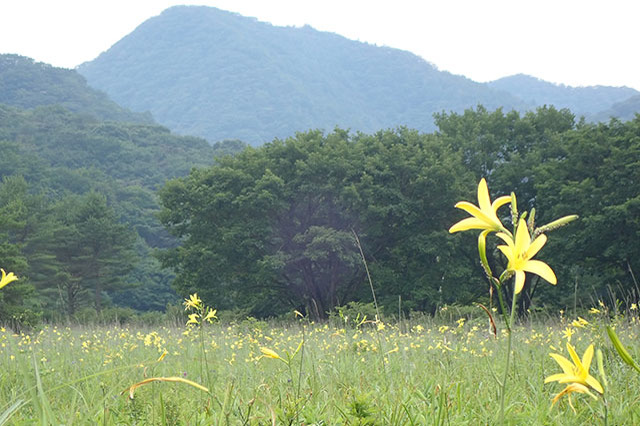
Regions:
[[78, 6, 639, 146], [0, 103, 244, 323], [77, 6, 525, 145], [0, 54, 154, 124]]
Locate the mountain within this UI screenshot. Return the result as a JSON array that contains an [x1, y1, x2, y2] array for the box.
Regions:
[[77, 5, 526, 145], [487, 74, 639, 118], [591, 94, 640, 123], [0, 54, 154, 124]]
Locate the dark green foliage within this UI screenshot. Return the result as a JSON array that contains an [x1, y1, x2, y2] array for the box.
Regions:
[[0, 54, 153, 123], [158, 128, 477, 318], [0, 176, 39, 325], [158, 108, 640, 318], [534, 117, 640, 307], [437, 107, 640, 312], [2, 46, 638, 321], [0, 101, 244, 319]]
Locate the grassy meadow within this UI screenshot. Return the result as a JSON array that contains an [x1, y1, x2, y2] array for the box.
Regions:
[[1, 307, 639, 425]]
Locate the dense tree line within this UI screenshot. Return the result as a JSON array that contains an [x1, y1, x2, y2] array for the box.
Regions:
[[1, 99, 638, 323], [159, 107, 640, 319]]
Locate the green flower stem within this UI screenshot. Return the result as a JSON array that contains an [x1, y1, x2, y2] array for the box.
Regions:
[[495, 282, 511, 332], [499, 280, 518, 425]]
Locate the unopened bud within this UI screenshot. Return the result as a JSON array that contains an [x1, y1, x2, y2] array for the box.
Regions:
[[534, 214, 578, 236], [510, 192, 518, 226], [596, 348, 608, 391], [527, 208, 536, 234]]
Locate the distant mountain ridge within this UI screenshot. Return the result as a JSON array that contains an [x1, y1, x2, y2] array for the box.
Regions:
[[77, 6, 526, 144], [77, 6, 639, 145], [0, 54, 154, 124], [487, 74, 638, 119]]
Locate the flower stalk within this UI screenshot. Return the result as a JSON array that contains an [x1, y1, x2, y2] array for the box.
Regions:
[[448, 178, 575, 424]]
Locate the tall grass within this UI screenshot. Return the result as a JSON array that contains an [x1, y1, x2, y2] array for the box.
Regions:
[[1, 311, 639, 424]]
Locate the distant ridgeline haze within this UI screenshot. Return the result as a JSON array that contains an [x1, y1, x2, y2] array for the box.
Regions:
[[77, 6, 640, 146]]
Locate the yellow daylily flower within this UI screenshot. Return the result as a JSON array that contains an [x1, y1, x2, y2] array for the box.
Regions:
[[448, 178, 511, 235], [259, 347, 282, 360], [545, 343, 604, 408], [183, 293, 202, 310], [496, 218, 557, 294], [186, 313, 200, 326], [203, 309, 217, 323], [0, 269, 18, 290]]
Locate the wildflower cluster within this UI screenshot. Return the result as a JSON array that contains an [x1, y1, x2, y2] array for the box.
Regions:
[[449, 178, 572, 295], [449, 179, 597, 419], [183, 293, 217, 327]]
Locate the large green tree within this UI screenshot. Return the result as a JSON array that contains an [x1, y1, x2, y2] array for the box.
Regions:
[[159, 128, 476, 317]]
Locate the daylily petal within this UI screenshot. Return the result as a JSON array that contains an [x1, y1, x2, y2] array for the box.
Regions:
[[586, 375, 604, 395], [552, 383, 594, 406], [523, 260, 557, 285], [449, 217, 487, 233], [582, 344, 594, 371], [547, 353, 575, 376], [514, 270, 526, 294], [492, 195, 512, 213], [495, 232, 515, 248], [514, 218, 530, 254], [567, 344, 583, 372], [477, 178, 492, 213], [545, 373, 575, 383], [454, 201, 496, 227], [497, 245, 515, 264], [525, 234, 548, 259]]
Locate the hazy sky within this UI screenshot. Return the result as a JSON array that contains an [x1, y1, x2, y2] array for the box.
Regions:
[[1, 0, 639, 90]]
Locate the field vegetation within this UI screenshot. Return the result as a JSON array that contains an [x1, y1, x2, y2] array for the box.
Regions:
[[1, 304, 638, 424]]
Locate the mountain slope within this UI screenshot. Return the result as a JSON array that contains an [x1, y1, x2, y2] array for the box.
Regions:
[[487, 74, 639, 118], [592, 95, 640, 122], [0, 54, 154, 124], [0, 102, 246, 311], [78, 6, 525, 145]]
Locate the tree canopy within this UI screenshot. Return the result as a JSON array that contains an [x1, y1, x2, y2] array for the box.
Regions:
[[159, 109, 640, 318]]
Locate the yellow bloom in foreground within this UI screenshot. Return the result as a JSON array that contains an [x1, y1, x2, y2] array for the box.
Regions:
[[496, 218, 557, 294], [449, 178, 511, 235], [0, 269, 18, 290], [545, 343, 603, 408]]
